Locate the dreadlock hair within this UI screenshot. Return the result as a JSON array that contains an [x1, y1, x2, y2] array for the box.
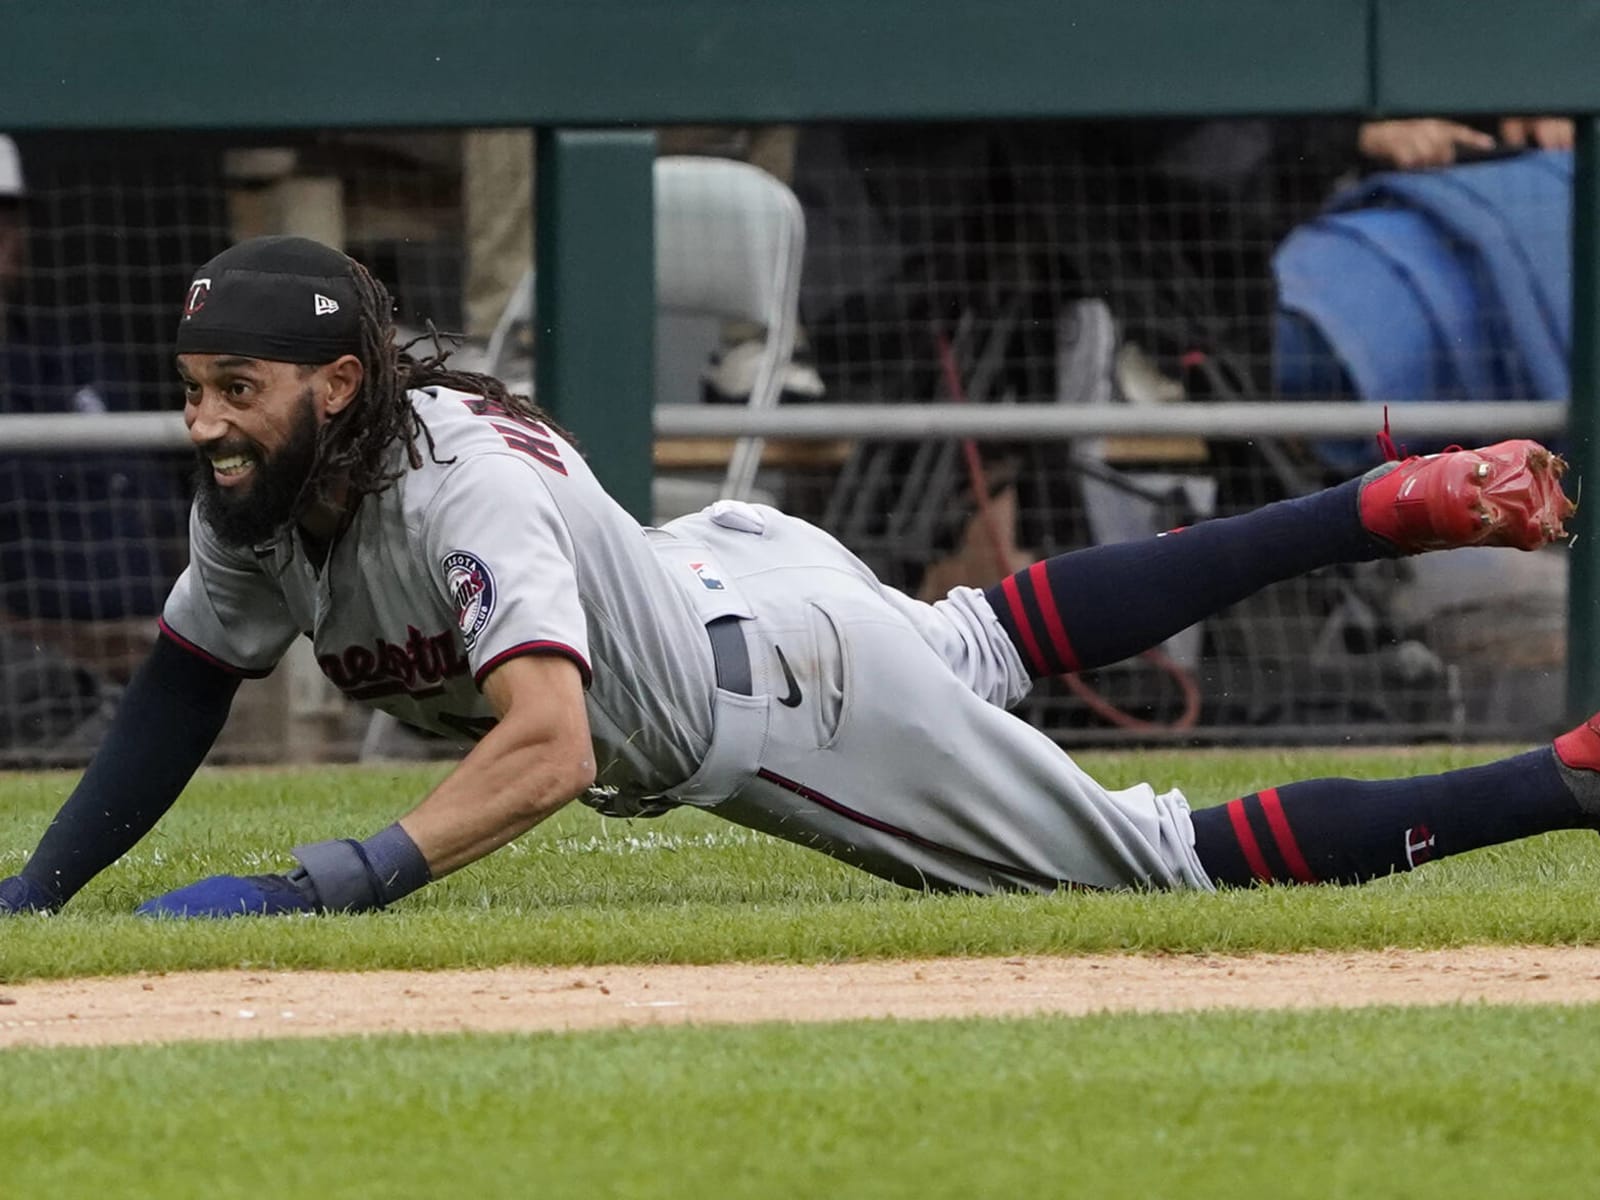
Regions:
[[300, 257, 567, 514]]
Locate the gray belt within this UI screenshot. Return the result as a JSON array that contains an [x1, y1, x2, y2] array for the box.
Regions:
[[706, 615, 753, 696]]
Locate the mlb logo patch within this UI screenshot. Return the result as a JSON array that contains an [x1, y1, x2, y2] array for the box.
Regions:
[[442, 550, 496, 649], [689, 561, 725, 591]]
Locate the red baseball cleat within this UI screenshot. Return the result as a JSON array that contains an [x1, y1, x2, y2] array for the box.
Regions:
[[1552, 711, 1600, 825], [1358, 440, 1577, 554], [1554, 711, 1600, 775]]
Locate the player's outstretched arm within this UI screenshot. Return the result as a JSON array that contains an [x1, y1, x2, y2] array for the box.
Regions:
[[395, 654, 595, 876], [0, 636, 241, 914], [137, 653, 595, 918]]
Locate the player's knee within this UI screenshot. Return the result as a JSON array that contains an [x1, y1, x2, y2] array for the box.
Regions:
[[925, 587, 1032, 708]]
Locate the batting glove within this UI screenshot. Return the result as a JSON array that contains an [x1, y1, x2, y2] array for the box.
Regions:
[[136, 873, 317, 919], [134, 825, 431, 918], [0, 874, 58, 914]]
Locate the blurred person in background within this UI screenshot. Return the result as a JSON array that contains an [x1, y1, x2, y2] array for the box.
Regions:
[[1355, 115, 1572, 168], [0, 136, 187, 758], [798, 114, 1573, 404], [1004, 113, 1575, 399], [0, 134, 178, 629]]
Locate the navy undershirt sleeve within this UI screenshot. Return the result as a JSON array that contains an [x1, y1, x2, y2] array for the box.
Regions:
[[19, 634, 240, 907]]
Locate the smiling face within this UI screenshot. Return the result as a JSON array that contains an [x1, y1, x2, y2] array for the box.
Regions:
[[178, 352, 362, 548]]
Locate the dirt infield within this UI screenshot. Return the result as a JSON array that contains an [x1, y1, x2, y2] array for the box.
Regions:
[[6, 945, 1600, 1048]]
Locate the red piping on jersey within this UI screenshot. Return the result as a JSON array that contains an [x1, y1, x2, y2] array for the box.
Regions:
[[474, 641, 593, 689], [1225, 798, 1273, 882], [755, 767, 1082, 892], [1026, 560, 1081, 674], [158, 619, 274, 679], [1257, 788, 1318, 883]]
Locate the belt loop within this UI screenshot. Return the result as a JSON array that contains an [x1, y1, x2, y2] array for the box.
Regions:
[[706, 615, 753, 696]]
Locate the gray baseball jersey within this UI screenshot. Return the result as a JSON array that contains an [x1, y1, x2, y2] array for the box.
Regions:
[[163, 384, 1210, 893]]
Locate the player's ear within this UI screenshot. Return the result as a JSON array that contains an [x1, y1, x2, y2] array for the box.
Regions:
[[321, 354, 365, 416]]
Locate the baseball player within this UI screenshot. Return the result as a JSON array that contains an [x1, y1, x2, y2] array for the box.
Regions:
[[0, 235, 1594, 917]]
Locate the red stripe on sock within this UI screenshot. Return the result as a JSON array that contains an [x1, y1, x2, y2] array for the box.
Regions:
[[1257, 787, 1318, 883], [1000, 574, 1048, 676], [1226, 798, 1273, 882], [1026, 561, 1081, 673]]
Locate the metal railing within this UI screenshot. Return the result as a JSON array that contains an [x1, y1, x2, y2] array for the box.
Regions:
[[0, 401, 1569, 451]]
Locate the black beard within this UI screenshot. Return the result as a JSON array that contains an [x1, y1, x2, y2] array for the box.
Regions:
[[194, 387, 321, 549]]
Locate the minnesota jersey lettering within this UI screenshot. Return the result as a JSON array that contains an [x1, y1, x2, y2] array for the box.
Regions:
[[458, 393, 567, 475], [318, 625, 468, 701]]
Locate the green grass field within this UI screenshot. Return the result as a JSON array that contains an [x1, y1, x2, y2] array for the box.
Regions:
[[7, 1005, 1599, 1199], [5, 746, 1600, 1198], [3, 746, 1599, 979]]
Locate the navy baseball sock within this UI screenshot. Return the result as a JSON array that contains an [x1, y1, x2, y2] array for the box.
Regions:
[[1190, 748, 1588, 886], [983, 477, 1382, 676]]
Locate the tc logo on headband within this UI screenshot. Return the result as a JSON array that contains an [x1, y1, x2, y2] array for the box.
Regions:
[[183, 278, 211, 319]]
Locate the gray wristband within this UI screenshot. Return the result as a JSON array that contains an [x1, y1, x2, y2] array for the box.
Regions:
[[360, 823, 433, 904], [291, 823, 431, 912]]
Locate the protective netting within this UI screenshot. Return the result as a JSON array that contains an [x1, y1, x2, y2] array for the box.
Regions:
[[0, 123, 1569, 762]]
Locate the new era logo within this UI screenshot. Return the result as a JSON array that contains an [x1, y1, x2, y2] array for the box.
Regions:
[[314, 293, 340, 316]]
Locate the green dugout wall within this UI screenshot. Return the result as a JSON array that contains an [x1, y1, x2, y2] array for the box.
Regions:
[[3, 0, 1600, 716]]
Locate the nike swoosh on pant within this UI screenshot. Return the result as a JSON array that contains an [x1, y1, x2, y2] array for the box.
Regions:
[[774, 645, 803, 707]]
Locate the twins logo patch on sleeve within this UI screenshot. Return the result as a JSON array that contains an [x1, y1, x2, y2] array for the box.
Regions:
[[442, 550, 496, 649]]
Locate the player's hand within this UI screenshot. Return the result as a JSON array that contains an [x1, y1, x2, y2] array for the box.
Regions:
[[136, 873, 317, 919], [0, 875, 58, 914], [1358, 119, 1497, 169]]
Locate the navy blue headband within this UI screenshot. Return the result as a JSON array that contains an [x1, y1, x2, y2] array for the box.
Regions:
[[175, 235, 363, 362]]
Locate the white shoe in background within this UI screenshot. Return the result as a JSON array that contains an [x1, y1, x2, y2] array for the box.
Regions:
[[701, 337, 827, 404]]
